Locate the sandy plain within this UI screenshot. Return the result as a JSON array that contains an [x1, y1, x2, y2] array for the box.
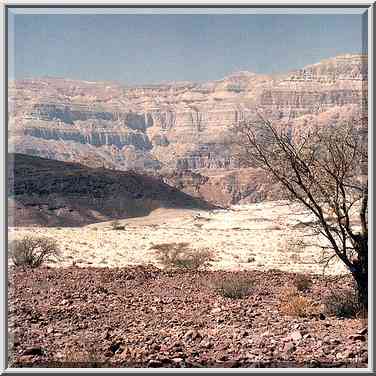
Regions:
[[9, 200, 349, 275]]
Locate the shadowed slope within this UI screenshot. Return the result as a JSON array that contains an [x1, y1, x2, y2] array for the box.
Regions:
[[8, 153, 217, 227]]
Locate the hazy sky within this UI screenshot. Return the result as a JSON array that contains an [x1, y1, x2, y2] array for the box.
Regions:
[[8, 10, 368, 85]]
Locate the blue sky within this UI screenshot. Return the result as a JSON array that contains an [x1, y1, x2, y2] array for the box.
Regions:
[[8, 10, 367, 85]]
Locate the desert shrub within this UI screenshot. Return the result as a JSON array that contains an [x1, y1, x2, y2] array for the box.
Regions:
[[9, 236, 61, 268], [293, 274, 312, 292], [280, 294, 317, 317], [322, 289, 359, 318], [150, 242, 213, 271], [268, 268, 283, 273], [211, 276, 254, 299], [279, 285, 299, 299], [110, 220, 125, 230], [279, 287, 318, 317]]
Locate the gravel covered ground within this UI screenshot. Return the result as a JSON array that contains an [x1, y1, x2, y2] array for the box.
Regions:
[[9, 265, 368, 368]]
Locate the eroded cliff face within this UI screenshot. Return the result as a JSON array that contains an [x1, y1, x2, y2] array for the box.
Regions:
[[9, 54, 368, 205]]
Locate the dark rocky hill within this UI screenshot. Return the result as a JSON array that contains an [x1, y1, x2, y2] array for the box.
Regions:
[[8, 153, 215, 227]]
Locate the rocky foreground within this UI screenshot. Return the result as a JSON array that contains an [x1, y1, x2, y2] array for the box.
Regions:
[[9, 266, 367, 368]]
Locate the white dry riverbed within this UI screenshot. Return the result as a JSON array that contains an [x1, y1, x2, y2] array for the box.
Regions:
[[9, 201, 349, 275]]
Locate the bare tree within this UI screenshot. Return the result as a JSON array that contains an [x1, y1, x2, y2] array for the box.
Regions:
[[233, 114, 368, 309]]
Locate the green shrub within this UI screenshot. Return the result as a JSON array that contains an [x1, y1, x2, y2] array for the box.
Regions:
[[10, 236, 61, 268]]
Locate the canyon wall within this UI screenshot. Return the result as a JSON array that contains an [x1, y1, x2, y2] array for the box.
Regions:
[[9, 54, 368, 206]]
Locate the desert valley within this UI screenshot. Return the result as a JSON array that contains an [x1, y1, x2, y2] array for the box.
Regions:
[[8, 53, 368, 368]]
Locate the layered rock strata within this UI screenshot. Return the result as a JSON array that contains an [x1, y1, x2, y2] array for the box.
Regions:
[[9, 54, 368, 205]]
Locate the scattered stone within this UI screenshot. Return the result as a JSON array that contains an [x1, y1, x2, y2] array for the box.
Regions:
[[17, 355, 35, 364], [9, 265, 368, 368], [348, 334, 366, 342], [329, 339, 341, 345], [22, 346, 44, 356], [336, 350, 355, 360], [184, 329, 201, 341], [289, 330, 303, 342], [357, 327, 368, 335], [309, 359, 321, 367], [172, 357, 183, 364], [283, 342, 296, 354], [200, 340, 212, 349], [109, 342, 121, 354], [148, 359, 163, 367], [211, 307, 221, 314]]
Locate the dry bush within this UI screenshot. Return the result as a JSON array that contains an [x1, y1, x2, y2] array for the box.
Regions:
[[279, 285, 298, 299], [293, 274, 312, 292], [279, 295, 317, 317], [150, 242, 213, 271], [211, 276, 254, 299], [110, 220, 125, 230], [9, 236, 61, 268], [279, 287, 318, 317], [322, 289, 360, 318]]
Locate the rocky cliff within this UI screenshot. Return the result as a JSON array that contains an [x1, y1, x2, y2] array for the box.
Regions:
[[9, 54, 367, 205]]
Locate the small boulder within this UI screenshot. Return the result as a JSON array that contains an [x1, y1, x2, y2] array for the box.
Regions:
[[309, 359, 321, 367], [148, 359, 163, 367], [211, 307, 221, 314], [283, 342, 296, 354], [200, 340, 212, 349], [22, 346, 44, 356], [109, 341, 121, 354], [289, 330, 303, 342], [172, 357, 183, 365], [348, 334, 366, 341], [357, 327, 368, 335]]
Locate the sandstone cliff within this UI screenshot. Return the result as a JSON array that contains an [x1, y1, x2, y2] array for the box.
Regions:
[[9, 54, 367, 205]]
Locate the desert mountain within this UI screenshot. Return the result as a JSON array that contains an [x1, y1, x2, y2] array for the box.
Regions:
[[8, 54, 367, 205], [8, 153, 215, 227]]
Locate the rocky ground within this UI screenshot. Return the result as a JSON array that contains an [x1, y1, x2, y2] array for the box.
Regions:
[[9, 266, 367, 368]]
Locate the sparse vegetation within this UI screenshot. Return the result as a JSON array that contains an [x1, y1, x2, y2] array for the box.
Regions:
[[293, 274, 312, 292], [279, 295, 317, 317], [279, 286, 318, 317], [211, 276, 254, 299], [110, 220, 126, 231], [234, 116, 368, 309], [150, 242, 213, 271], [323, 289, 360, 318], [10, 236, 61, 268]]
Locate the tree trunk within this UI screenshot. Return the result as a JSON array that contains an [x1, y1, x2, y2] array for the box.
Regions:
[[353, 271, 368, 311], [351, 235, 368, 312]]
